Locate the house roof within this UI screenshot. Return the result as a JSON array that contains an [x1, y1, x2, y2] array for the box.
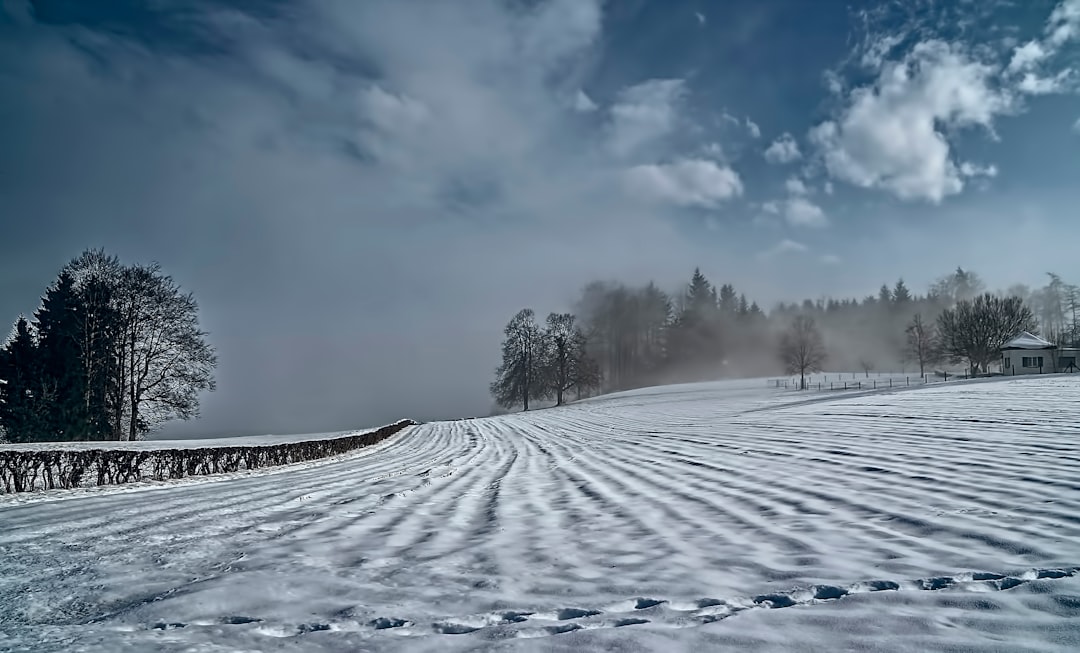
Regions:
[[1001, 331, 1056, 350]]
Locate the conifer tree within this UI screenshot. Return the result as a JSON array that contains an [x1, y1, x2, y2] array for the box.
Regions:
[[0, 318, 48, 443], [892, 279, 912, 305], [879, 284, 892, 305], [737, 294, 750, 318], [32, 271, 87, 441]]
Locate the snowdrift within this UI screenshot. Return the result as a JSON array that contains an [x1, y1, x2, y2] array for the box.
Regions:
[[0, 419, 416, 493]]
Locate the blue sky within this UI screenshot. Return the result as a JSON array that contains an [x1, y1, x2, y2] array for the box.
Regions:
[[1, 0, 1079, 434]]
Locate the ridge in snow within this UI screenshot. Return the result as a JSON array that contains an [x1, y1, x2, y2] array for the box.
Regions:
[[2, 376, 1080, 651]]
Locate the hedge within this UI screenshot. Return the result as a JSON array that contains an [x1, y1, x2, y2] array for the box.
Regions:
[[0, 419, 416, 494]]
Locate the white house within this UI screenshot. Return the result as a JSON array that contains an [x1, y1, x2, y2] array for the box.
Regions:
[[1000, 332, 1080, 375]]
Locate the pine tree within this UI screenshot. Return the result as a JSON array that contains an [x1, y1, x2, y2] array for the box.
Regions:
[[0, 318, 48, 443], [670, 269, 722, 376], [32, 271, 88, 441], [64, 249, 123, 440], [718, 284, 738, 315], [737, 294, 749, 318], [685, 268, 714, 319], [878, 284, 892, 305], [892, 279, 912, 305]]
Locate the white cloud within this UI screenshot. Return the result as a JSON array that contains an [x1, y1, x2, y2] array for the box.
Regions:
[[521, 0, 603, 63], [861, 34, 904, 69], [764, 132, 801, 163], [785, 176, 809, 195], [824, 69, 844, 95], [572, 89, 598, 112], [809, 40, 1011, 203], [1006, 40, 1049, 74], [608, 79, 686, 156], [761, 197, 828, 227], [1016, 69, 1074, 95], [1004, 1, 1079, 96], [1048, 0, 1080, 47], [758, 238, 808, 260], [785, 197, 829, 227], [624, 158, 743, 208], [360, 85, 431, 133], [959, 162, 998, 178], [775, 238, 807, 253], [700, 142, 725, 160], [745, 118, 761, 139]]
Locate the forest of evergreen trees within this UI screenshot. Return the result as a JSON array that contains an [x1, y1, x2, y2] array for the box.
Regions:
[[492, 266, 1080, 410], [0, 250, 217, 443]]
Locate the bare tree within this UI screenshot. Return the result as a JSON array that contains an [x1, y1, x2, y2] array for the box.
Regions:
[[778, 315, 826, 390], [858, 358, 875, 378], [937, 293, 1037, 376], [904, 313, 939, 376], [541, 313, 597, 406], [113, 264, 217, 440], [491, 309, 546, 411]]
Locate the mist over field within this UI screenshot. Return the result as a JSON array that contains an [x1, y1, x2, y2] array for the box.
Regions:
[[1, 0, 1078, 438]]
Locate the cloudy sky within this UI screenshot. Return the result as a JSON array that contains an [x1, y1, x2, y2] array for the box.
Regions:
[[1, 0, 1078, 436]]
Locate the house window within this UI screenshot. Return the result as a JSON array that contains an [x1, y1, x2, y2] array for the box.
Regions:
[[1022, 356, 1044, 368], [1060, 356, 1076, 368], [1004, 357, 1011, 368]]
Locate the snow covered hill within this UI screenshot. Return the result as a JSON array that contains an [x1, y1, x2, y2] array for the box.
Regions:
[[2, 377, 1079, 652]]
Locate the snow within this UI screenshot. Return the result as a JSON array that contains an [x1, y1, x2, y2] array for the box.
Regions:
[[1003, 331, 1056, 350], [2, 376, 1080, 651]]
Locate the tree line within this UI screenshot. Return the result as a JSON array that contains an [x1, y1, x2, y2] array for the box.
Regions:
[[493, 266, 1070, 409], [0, 250, 217, 443]]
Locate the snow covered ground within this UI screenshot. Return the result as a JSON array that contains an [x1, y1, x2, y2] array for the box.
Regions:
[[2, 376, 1079, 651]]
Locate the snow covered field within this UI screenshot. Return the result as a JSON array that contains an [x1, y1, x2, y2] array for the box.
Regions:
[[2, 377, 1079, 652]]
